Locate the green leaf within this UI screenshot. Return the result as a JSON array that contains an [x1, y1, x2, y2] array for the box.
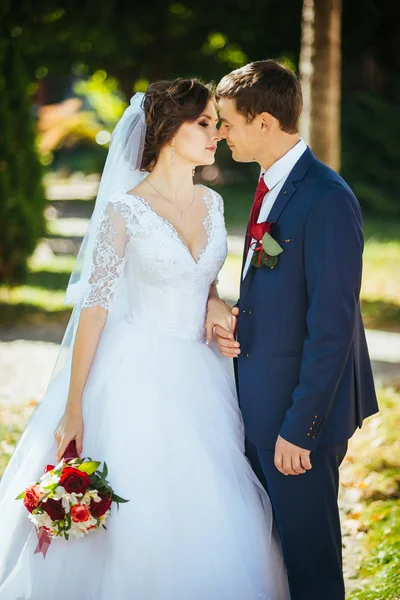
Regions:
[[251, 251, 263, 268], [263, 255, 279, 269], [15, 491, 26, 500], [262, 232, 284, 257], [102, 524, 107, 530], [42, 482, 59, 492], [102, 462, 108, 479], [112, 494, 130, 504], [78, 461, 101, 475]]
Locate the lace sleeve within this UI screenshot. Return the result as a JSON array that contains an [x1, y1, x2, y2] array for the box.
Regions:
[[213, 190, 225, 216], [81, 201, 130, 310], [211, 189, 225, 286]]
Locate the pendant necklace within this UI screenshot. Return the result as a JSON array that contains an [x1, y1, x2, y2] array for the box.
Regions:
[[145, 179, 196, 219]]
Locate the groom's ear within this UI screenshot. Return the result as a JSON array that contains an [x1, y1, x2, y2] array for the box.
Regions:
[[260, 111, 273, 132], [260, 111, 278, 134]]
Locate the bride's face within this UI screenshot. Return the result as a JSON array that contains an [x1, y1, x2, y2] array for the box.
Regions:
[[173, 100, 221, 167]]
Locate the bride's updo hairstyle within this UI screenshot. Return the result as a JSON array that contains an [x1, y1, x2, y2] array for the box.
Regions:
[[140, 78, 213, 172]]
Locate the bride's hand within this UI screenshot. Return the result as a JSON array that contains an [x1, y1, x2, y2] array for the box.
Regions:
[[205, 298, 238, 344], [54, 409, 84, 462]]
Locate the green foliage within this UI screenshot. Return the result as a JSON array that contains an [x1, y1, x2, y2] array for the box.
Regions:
[[342, 91, 400, 216], [0, 15, 45, 284], [73, 70, 127, 129]]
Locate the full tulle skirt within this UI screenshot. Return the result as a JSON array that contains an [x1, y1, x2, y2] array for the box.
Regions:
[[0, 317, 289, 599]]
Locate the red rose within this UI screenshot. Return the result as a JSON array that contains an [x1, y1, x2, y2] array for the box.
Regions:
[[90, 493, 112, 518], [23, 485, 44, 513], [250, 220, 272, 243], [43, 498, 65, 521], [44, 465, 55, 474], [59, 467, 91, 494], [70, 504, 90, 523]]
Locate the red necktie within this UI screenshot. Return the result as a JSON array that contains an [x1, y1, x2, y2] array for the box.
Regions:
[[245, 177, 269, 254]]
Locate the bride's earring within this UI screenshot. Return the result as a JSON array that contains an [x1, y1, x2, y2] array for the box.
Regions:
[[171, 139, 175, 169], [192, 167, 195, 178]]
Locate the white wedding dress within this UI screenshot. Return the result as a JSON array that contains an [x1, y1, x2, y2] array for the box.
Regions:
[[0, 185, 289, 600]]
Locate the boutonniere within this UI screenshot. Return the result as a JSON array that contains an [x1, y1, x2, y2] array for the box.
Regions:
[[250, 221, 283, 269]]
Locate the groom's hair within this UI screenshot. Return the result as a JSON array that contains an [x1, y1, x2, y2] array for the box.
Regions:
[[216, 60, 302, 134]]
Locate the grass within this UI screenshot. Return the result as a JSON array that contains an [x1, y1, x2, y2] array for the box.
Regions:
[[348, 501, 400, 600], [341, 385, 400, 599], [361, 221, 400, 331], [0, 254, 73, 326], [0, 402, 37, 477]]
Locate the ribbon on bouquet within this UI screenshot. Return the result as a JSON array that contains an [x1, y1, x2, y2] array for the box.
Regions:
[[63, 440, 79, 461], [34, 440, 79, 557], [34, 527, 52, 558]]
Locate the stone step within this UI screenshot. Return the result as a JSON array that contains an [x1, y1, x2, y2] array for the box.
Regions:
[[44, 237, 83, 256], [47, 199, 95, 220]]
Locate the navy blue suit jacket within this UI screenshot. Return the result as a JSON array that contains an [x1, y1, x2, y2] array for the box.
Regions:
[[235, 148, 378, 452]]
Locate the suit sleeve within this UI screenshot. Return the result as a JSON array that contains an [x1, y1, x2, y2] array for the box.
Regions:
[[279, 185, 364, 451]]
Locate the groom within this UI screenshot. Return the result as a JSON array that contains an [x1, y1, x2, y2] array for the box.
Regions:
[[212, 60, 378, 599]]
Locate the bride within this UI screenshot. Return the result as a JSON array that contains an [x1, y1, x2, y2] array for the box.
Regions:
[[0, 78, 289, 599]]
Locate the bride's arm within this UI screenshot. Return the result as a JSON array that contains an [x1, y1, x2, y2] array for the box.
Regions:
[[55, 201, 130, 461], [205, 191, 240, 347], [54, 306, 107, 461]]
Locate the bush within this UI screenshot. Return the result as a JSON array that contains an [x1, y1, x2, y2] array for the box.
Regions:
[[341, 91, 400, 217], [0, 19, 45, 284]]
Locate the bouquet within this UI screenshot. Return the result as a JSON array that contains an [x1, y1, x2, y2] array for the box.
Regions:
[[16, 440, 128, 556]]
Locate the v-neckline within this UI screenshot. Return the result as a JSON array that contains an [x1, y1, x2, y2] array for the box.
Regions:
[[123, 186, 213, 265]]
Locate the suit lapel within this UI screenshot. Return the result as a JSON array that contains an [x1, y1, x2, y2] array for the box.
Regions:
[[239, 147, 317, 298]]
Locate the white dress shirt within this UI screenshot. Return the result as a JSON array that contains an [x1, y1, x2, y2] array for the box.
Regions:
[[242, 139, 307, 279]]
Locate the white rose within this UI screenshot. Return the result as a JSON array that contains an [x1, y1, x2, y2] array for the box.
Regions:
[[52, 486, 66, 500], [39, 472, 60, 489]]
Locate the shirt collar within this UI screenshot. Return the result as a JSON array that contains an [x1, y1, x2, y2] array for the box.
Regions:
[[260, 138, 307, 190]]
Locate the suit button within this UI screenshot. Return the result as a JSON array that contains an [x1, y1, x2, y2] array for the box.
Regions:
[[320, 417, 326, 423], [245, 353, 249, 358]]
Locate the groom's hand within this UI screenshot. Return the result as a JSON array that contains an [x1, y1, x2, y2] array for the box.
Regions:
[[274, 435, 312, 476]]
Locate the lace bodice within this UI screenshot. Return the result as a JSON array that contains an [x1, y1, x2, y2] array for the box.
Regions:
[[82, 185, 228, 342]]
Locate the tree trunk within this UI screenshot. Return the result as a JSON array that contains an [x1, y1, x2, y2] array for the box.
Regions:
[[299, 0, 342, 172]]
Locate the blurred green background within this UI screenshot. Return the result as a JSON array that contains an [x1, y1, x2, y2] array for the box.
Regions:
[[1, 0, 399, 332], [0, 2, 399, 598]]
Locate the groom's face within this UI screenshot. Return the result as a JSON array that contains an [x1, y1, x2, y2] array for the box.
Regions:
[[218, 98, 264, 163]]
